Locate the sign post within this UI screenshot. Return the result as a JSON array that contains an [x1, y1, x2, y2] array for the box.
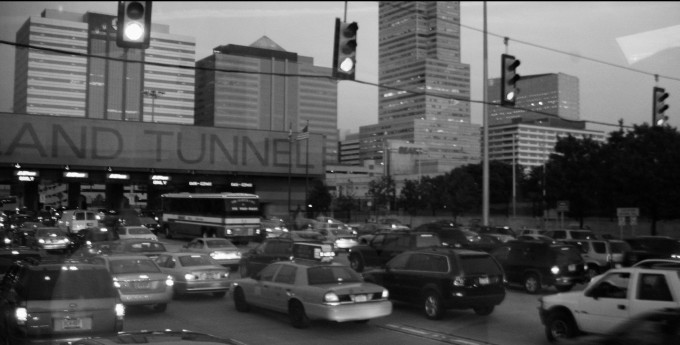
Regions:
[[616, 207, 639, 238]]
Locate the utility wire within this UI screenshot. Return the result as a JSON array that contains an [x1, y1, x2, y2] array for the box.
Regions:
[[0, 39, 639, 129]]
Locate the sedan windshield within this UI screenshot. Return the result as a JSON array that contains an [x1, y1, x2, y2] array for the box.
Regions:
[[307, 266, 362, 285]]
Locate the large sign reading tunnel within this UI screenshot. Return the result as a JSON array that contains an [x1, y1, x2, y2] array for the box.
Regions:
[[0, 112, 322, 176]]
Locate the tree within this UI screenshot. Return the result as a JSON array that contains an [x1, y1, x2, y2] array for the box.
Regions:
[[306, 179, 332, 218], [368, 175, 395, 212], [440, 167, 481, 221], [398, 179, 423, 216]]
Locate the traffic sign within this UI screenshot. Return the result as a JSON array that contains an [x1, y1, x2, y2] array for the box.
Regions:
[[617, 207, 639, 217]]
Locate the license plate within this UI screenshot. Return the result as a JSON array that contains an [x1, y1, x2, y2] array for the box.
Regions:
[[134, 281, 151, 289], [479, 277, 490, 285], [568, 264, 576, 272], [62, 318, 82, 329], [354, 294, 367, 302]]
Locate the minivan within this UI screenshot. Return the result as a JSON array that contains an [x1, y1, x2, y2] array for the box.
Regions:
[[58, 209, 99, 233]]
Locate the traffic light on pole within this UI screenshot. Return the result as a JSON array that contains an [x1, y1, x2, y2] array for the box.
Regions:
[[501, 54, 521, 107], [653, 87, 669, 126], [116, 1, 152, 49], [333, 18, 358, 80]]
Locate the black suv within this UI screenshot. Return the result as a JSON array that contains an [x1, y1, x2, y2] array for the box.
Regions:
[[238, 234, 324, 278], [624, 236, 680, 263], [363, 247, 505, 320], [0, 259, 124, 344], [491, 240, 587, 293], [347, 231, 442, 272]]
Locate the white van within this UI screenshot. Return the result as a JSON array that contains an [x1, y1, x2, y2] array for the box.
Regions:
[[58, 209, 99, 233]]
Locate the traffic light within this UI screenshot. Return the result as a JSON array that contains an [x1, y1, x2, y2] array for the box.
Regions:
[[333, 18, 358, 80], [501, 54, 521, 106], [653, 86, 669, 126], [116, 1, 152, 49]]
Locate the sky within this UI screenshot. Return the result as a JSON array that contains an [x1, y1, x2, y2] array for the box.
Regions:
[[0, 1, 679, 139]]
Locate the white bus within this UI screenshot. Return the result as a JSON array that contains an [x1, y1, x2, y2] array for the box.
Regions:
[[160, 192, 263, 243]]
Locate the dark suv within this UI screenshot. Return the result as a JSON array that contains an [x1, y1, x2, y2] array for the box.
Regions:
[[347, 231, 442, 272], [0, 259, 124, 344], [624, 236, 680, 263], [363, 247, 505, 320], [491, 240, 587, 294], [238, 234, 324, 278]]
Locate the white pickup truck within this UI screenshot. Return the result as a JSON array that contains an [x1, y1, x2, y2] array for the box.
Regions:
[[538, 266, 680, 341]]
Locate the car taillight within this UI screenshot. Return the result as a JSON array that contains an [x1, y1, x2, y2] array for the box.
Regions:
[[115, 303, 125, 319], [382, 289, 389, 299], [453, 276, 465, 287], [15, 307, 28, 324]]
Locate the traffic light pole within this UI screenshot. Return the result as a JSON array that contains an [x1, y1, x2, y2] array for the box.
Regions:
[[482, 2, 489, 226]]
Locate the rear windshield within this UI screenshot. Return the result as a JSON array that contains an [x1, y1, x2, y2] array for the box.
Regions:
[[415, 234, 442, 247], [307, 266, 362, 285], [571, 231, 596, 239], [128, 227, 152, 235], [122, 241, 166, 252], [75, 212, 97, 221], [18, 268, 116, 300], [553, 246, 583, 265], [459, 255, 503, 275], [178, 255, 215, 267], [110, 258, 161, 274]]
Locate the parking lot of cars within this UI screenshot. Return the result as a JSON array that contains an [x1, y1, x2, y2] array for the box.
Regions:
[[2, 210, 680, 344]]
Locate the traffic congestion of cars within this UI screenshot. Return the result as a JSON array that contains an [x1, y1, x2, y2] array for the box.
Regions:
[[0, 208, 679, 344]]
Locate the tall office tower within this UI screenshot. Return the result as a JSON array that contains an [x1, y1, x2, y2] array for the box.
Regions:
[[195, 36, 339, 163], [360, 1, 480, 175], [488, 73, 580, 126], [13, 9, 195, 124]]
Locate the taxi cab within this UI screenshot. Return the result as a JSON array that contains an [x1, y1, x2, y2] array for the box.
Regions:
[[230, 243, 392, 328]]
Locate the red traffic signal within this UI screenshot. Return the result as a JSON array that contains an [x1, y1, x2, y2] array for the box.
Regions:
[[116, 1, 152, 49]]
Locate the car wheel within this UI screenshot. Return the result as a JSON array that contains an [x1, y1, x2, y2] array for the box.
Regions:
[[545, 311, 578, 342], [586, 266, 599, 281], [423, 290, 445, 320], [212, 291, 226, 298], [164, 226, 172, 239], [555, 284, 574, 292], [238, 264, 249, 278], [524, 273, 542, 294], [473, 305, 494, 316], [348, 253, 364, 273], [289, 300, 310, 328], [152, 303, 167, 313], [233, 287, 250, 312]]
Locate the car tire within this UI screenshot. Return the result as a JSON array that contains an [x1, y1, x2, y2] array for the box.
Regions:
[[423, 290, 445, 320], [153, 303, 167, 313], [238, 264, 249, 278], [233, 287, 250, 312], [348, 253, 364, 273], [289, 300, 310, 328], [212, 291, 226, 298], [586, 266, 599, 281], [524, 273, 542, 294], [545, 310, 578, 342], [473, 305, 494, 316]]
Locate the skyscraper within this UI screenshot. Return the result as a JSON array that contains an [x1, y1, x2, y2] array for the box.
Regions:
[[194, 36, 339, 163], [13, 9, 195, 124], [360, 1, 481, 175]]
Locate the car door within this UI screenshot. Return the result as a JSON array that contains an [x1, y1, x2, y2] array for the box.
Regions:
[[265, 264, 298, 313], [579, 271, 632, 334], [247, 263, 280, 308], [381, 252, 411, 300]]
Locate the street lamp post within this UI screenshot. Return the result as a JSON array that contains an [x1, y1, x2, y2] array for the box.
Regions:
[[512, 134, 518, 218], [142, 90, 165, 122]]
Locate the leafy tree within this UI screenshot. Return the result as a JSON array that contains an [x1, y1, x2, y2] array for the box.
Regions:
[[367, 175, 395, 211], [440, 167, 481, 221], [307, 179, 332, 218], [398, 179, 423, 216]]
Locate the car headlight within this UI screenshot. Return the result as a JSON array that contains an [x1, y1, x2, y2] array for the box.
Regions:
[[165, 275, 174, 286], [324, 292, 339, 304], [382, 289, 389, 299], [115, 303, 125, 318], [550, 266, 560, 275], [15, 307, 28, 324]]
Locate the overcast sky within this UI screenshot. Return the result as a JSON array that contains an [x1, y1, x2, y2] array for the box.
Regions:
[[1, 1, 679, 138]]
